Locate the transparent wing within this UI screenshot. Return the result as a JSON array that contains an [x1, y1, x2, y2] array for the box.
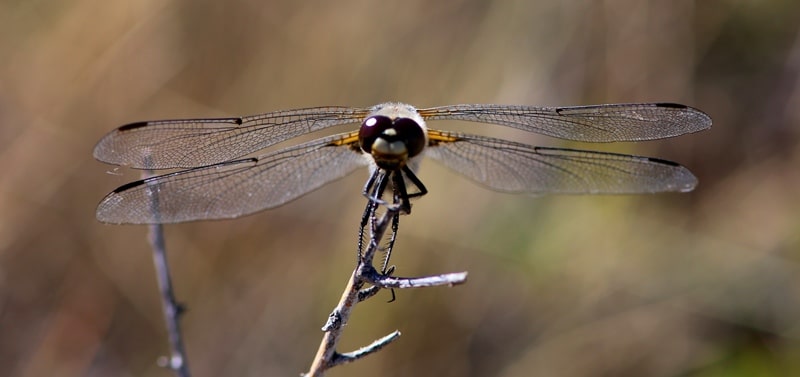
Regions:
[[418, 103, 711, 142], [96, 133, 369, 224], [94, 106, 371, 169], [424, 131, 697, 194]]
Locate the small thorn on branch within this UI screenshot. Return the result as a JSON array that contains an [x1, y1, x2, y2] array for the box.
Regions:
[[322, 310, 343, 332]]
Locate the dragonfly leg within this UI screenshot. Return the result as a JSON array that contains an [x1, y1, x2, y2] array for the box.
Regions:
[[358, 169, 391, 259], [401, 165, 429, 199], [378, 202, 401, 274]]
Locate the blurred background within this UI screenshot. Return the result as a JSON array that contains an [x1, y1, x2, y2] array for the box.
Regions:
[[1, 0, 799, 376]]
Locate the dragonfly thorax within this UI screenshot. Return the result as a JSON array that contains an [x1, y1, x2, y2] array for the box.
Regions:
[[359, 115, 426, 170]]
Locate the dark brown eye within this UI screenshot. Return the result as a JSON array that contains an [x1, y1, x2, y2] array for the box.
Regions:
[[359, 115, 393, 153], [392, 118, 425, 158]]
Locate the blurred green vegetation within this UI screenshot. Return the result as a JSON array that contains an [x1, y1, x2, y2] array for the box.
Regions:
[[1, 0, 798, 376]]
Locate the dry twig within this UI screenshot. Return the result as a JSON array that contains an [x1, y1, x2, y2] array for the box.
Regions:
[[305, 205, 468, 376], [144, 168, 191, 377]]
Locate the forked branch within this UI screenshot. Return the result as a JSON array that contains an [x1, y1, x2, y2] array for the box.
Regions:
[[305, 206, 468, 376]]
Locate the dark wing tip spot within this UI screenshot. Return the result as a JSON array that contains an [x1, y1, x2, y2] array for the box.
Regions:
[[235, 117, 243, 125], [118, 121, 150, 131], [654, 103, 688, 109], [112, 179, 147, 193], [645, 156, 681, 167]]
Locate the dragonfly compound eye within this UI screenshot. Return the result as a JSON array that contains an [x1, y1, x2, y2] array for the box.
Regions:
[[358, 115, 393, 154], [391, 118, 426, 158]]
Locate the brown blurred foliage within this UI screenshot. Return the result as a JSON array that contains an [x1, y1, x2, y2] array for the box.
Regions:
[[1, 0, 799, 376]]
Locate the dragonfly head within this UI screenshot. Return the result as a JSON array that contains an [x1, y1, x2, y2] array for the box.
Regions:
[[359, 104, 428, 170]]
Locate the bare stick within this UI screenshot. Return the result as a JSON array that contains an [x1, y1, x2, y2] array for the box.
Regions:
[[144, 168, 191, 377], [361, 266, 468, 289], [305, 206, 468, 376]]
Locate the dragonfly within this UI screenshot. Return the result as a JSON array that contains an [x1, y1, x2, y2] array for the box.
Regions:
[[94, 102, 711, 227]]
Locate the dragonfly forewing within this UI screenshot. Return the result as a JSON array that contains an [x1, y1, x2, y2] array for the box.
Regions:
[[93, 107, 371, 169], [419, 103, 711, 143]]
